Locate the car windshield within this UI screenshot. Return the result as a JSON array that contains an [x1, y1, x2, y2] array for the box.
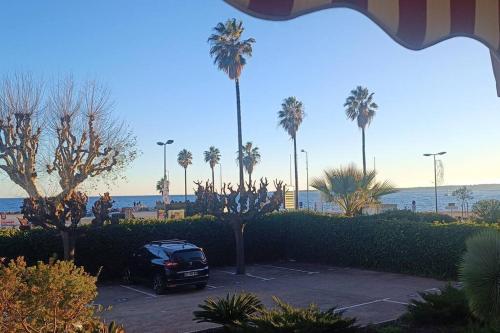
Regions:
[[173, 250, 205, 262]]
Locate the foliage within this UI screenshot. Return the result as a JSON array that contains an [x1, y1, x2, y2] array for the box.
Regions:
[[403, 284, 473, 327], [91, 192, 114, 227], [208, 18, 255, 80], [193, 292, 262, 330], [459, 230, 500, 325], [1, 212, 498, 281], [375, 209, 456, 223], [178, 149, 193, 169], [278, 97, 305, 140], [251, 296, 357, 332], [237, 141, 261, 184], [311, 164, 397, 216], [452, 186, 473, 217], [472, 199, 500, 223], [0, 257, 105, 333]]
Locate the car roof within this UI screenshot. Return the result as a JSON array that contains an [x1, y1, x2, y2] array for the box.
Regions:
[[146, 240, 200, 254]]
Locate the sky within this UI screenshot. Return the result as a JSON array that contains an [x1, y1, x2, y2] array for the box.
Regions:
[[1, 0, 500, 197]]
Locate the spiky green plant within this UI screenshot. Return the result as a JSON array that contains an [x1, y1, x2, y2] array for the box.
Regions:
[[460, 230, 500, 325], [251, 296, 357, 332], [311, 164, 397, 216], [403, 284, 472, 327], [193, 292, 262, 330]]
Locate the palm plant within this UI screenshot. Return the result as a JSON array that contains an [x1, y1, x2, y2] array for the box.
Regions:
[[460, 230, 500, 325], [278, 97, 305, 209], [177, 149, 193, 202], [193, 293, 263, 331], [311, 164, 397, 216], [344, 86, 378, 176], [208, 19, 255, 194], [204, 146, 221, 189], [237, 141, 261, 185]]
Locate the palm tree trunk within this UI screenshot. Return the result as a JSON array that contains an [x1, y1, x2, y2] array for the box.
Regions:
[[293, 135, 299, 209], [362, 127, 367, 176], [235, 78, 244, 194], [211, 166, 215, 191], [184, 167, 187, 202], [233, 221, 245, 275], [248, 172, 252, 187]]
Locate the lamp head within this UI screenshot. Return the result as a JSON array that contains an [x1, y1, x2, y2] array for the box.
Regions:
[[301, 149, 305, 153], [423, 153, 431, 156], [166, 139, 174, 144], [157, 142, 164, 146], [438, 151, 447, 155]]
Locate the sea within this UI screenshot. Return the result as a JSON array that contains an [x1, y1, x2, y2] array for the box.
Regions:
[[1, 184, 500, 214]]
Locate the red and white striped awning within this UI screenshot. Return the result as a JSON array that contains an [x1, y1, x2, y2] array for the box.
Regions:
[[225, 0, 500, 96]]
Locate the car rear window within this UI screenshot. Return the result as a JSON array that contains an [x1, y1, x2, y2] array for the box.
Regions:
[[173, 250, 205, 262]]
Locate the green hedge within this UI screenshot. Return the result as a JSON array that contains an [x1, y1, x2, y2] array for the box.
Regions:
[[0, 211, 495, 281]]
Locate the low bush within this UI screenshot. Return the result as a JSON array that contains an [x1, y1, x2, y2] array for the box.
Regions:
[[0, 257, 122, 333], [402, 284, 473, 327], [472, 200, 500, 223], [0, 211, 496, 280]]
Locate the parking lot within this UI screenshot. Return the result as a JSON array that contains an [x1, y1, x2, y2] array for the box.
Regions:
[[96, 262, 445, 333]]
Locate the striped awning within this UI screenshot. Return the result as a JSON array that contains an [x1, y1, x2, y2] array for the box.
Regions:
[[225, 0, 500, 96]]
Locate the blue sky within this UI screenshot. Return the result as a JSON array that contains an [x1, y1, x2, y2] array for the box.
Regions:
[[1, 0, 499, 197]]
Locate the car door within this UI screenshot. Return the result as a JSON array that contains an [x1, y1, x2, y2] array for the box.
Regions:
[[131, 246, 150, 281]]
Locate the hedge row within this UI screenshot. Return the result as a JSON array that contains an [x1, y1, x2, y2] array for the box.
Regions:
[[0, 211, 495, 280]]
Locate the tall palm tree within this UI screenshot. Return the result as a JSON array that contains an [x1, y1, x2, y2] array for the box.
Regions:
[[208, 19, 255, 194], [344, 86, 378, 176], [236, 141, 261, 185], [177, 149, 193, 202], [278, 97, 305, 209], [204, 146, 221, 189], [311, 164, 397, 216]]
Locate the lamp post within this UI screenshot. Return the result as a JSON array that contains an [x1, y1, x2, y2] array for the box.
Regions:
[[301, 149, 309, 210], [157, 140, 174, 200], [423, 151, 446, 213]]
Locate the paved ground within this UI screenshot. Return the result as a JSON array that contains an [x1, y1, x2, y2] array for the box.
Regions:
[[96, 262, 446, 333]]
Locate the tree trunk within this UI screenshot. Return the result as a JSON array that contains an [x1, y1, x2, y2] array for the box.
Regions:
[[293, 136, 299, 209], [362, 127, 367, 176], [248, 172, 252, 187], [233, 221, 245, 275], [211, 167, 215, 191], [235, 78, 244, 194], [61, 230, 76, 261], [184, 167, 188, 202]]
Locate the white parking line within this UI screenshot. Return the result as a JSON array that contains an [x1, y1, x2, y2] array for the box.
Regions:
[[383, 299, 409, 305], [336, 298, 387, 311], [215, 270, 274, 281], [245, 273, 275, 281], [206, 285, 223, 289], [119, 285, 157, 298], [255, 264, 319, 275]]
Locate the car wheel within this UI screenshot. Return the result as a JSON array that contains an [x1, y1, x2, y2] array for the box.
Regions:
[[122, 267, 134, 284], [152, 274, 166, 295], [195, 283, 207, 290]]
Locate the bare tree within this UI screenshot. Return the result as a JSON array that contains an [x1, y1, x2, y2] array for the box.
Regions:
[[0, 74, 137, 260]]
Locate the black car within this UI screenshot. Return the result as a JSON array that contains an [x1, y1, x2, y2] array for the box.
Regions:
[[124, 239, 209, 294]]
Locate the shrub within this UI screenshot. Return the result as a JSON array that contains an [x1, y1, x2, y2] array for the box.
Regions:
[[460, 230, 500, 326], [403, 284, 473, 327], [193, 292, 263, 331], [375, 209, 456, 223], [251, 296, 357, 332], [472, 200, 500, 223], [0, 257, 110, 333], [1, 212, 497, 280]]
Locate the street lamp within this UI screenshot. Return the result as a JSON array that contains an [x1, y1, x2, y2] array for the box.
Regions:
[[301, 149, 309, 210], [423, 151, 446, 213], [157, 140, 174, 199]]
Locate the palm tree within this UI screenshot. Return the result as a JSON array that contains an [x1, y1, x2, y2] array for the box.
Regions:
[[344, 86, 378, 176], [311, 164, 397, 217], [278, 97, 305, 209], [208, 19, 255, 194], [236, 142, 261, 185], [177, 149, 193, 202], [204, 146, 221, 189]]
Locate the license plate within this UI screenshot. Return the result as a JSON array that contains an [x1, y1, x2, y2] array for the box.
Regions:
[[184, 271, 198, 277]]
